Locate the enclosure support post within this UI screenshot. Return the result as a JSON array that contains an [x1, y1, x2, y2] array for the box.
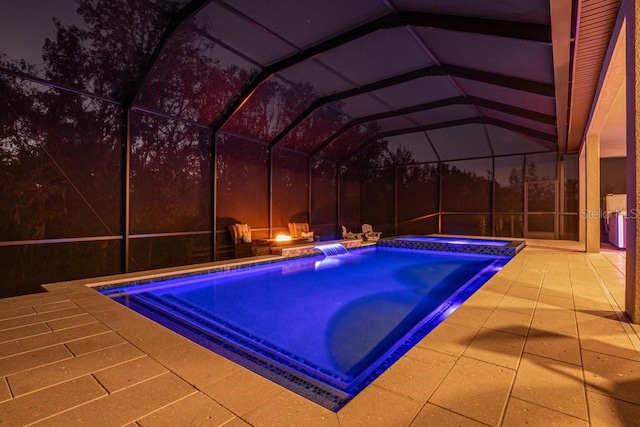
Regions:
[[491, 157, 496, 236], [585, 133, 600, 253], [336, 164, 341, 238], [211, 132, 218, 260], [123, 109, 131, 272], [308, 157, 313, 227], [438, 162, 443, 234], [394, 165, 398, 236], [268, 149, 273, 238]]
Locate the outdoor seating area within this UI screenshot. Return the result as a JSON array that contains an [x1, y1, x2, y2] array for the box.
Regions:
[[287, 222, 317, 243], [227, 222, 382, 259], [341, 224, 382, 241], [228, 223, 255, 258], [227, 222, 327, 258], [361, 224, 382, 242], [341, 226, 362, 240]]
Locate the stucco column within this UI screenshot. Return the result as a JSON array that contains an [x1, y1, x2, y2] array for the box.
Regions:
[[585, 134, 601, 253], [626, 0, 640, 323], [578, 150, 586, 245]]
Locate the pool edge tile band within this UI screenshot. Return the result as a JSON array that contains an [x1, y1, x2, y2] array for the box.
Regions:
[[381, 235, 526, 256]]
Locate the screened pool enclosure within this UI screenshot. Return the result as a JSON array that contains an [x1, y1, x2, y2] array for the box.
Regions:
[[0, 0, 582, 297]]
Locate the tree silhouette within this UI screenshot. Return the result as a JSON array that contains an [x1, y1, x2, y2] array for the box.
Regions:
[[441, 161, 492, 212], [322, 124, 379, 161], [44, 0, 168, 100], [495, 166, 524, 213], [223, 78, 317, 141], [137, 26, 254, 124], [0, 0, 220, 292]]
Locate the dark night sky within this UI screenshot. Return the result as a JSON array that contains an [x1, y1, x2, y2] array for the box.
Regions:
[[1, 0, 83, 68]]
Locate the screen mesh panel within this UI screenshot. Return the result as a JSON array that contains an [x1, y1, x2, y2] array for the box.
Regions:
[[130, 111, 212, 234]]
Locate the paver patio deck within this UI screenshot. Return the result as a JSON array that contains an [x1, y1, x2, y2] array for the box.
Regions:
[[0, 240, 638, 426]]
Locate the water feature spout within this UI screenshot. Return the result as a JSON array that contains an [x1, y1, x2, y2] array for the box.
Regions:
[[315, 243, 349, 256]]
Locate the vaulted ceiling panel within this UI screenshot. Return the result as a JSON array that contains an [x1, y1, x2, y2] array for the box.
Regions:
[[477, 108, 558, 137], [218, 0, 390, 49], [332, 94, 392, 118], [276, 60, 355, 97], [373, 116, 416, 132], [404, 105, 480, 127], [486, 125, 552, 155], [370, 75, 462, 109], [191, 2, 297, 66], [427, 124, 493, 160], [414, 28, 554, 84], [452, 78, 556, 116], [316, 28, 435, 86]]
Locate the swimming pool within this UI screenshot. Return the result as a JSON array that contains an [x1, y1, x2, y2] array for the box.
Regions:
[[100, 245, 512, 410]]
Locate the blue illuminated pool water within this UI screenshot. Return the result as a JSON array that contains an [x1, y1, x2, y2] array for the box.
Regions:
[[100, 245, 510, 410]]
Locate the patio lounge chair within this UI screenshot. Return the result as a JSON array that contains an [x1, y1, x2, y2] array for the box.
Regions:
[[361, 224, 382, 242], [341, 226, 362, 240], [288, 222, 316, 242], [229, 223, 254, 257]]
